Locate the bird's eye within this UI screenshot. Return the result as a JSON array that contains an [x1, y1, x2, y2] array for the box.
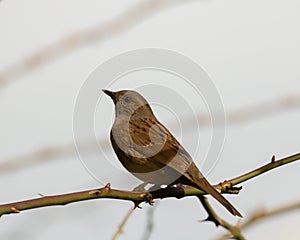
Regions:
[[124, 96, 130, 103]]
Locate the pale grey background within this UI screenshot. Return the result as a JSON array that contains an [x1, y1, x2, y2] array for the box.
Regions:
[[0, 0, 300, 239]]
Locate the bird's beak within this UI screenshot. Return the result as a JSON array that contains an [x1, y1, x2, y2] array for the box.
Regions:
[[102, 89, 117, 103]]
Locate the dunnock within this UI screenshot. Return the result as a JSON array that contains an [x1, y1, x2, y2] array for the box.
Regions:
[[103, 89, 241, 217]]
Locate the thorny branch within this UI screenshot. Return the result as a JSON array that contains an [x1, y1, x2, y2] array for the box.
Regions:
[[0, 153, 299, 218], [199, 196, 246, 240], [0, 153, 299, 239], [161, 152, 300, 240]]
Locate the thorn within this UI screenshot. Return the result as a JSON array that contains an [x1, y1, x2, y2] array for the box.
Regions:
[[201, 216, 220, 227], [227, 185, 243, 194], [271, 155, 276, 163], [11, 207, 20, 213], [105, 183, 111, 190], [199, 217, 210, 223], [38, 193, 45, 197], [134, 201, 142, 209]]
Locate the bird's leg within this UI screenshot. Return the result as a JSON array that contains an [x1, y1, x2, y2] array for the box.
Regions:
[[132, 182, 155, 206], [147, 184, 185, 199]]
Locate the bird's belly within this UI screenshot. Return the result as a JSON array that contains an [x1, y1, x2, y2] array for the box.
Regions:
[[130, 167, 182, 185], [117, 153, 183, 186]]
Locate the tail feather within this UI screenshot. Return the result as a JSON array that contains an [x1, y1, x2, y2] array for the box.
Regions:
[[195, 178, 242, 217]]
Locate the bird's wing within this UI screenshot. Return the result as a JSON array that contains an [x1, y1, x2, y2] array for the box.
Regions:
[[128, 118, 195, 176]]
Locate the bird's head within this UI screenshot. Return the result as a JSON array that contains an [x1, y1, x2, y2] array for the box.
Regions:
[[102, 89, 154, 119]]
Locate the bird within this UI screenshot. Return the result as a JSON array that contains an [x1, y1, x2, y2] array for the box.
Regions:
[[103, 89, 242, 217]]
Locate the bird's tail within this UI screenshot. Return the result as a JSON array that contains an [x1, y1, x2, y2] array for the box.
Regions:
[[194, 178, 242, 217]]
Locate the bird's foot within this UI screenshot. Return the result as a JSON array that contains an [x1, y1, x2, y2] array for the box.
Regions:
[[140, 192, 154, 205], [219, 180, 242, 194]]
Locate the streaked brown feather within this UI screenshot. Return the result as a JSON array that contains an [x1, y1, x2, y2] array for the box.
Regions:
[[105, 89, 242, 217]]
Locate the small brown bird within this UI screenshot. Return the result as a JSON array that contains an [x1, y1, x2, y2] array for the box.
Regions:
[[103, 89, 242, 217]]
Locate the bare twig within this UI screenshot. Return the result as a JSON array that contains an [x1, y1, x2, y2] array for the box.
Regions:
[[195, 151, 300, 239], [216, 200, 300, 240], [199, 196, 245, 240], [227, 153, 300, 187], [112, 197, 158, 240], [241, 201, 300, 230], [0, 0, 191, 87], [0, 153, 299, 217], [1, 93, 299, 174], [111, 205, 137, 240]]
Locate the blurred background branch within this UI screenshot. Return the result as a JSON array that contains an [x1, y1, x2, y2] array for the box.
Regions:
[[141, 203, 158, 240], [112, 206, 136, 240], [1, 93, 299, 174], [216, 199, 300, 240], [0, 0, 193, 88]]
